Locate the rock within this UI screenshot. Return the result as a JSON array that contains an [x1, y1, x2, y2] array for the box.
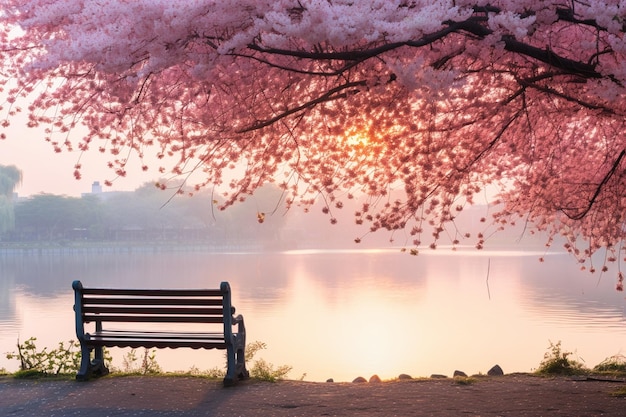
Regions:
[[352, 376, 367, 383], [453, 370, 467, 377], [488, 365, 504, 376], [369, 374, 381, 383], [398, 373, 412, 380], [326, 378, 334, 383], [430, 374, 448, 379]]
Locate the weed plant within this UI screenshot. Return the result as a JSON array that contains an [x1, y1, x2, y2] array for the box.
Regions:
[[593, 354, 626, 374], [115, 348, 162, 375], [246, 340, 292, 382], [536, 340, 587, 375], [5, 337, 86, 376]]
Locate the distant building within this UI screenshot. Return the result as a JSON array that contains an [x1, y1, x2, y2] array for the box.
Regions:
[[82, 181, 103, 198], [81, 180, 130, 202], [91, 181, 102, 194]]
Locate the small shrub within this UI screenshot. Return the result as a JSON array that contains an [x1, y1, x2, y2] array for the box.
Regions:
[[5, 337, 83, 375], [593, 354, 626, 373], [536, 340, 587, 375], [247, 341, 292, 382], [250, 358, 292, 382], [114, 348, 162, 375], [202, 366, 227, 378]]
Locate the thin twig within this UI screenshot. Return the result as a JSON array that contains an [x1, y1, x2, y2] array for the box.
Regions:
[[486, 258, 491, 300]]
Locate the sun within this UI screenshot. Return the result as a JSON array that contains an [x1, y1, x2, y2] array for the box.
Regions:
[[342, 126, 372, 150]]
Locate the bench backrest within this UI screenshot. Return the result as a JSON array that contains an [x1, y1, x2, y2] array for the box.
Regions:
[[72, 280, 235, 332]]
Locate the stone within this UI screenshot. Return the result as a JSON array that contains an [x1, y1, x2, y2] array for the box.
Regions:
[[430, 374, 448, 379], [352, 376, 367, 383], [488, 364, 504, 376], [453, 370, 467, 377], [398, 373, 412, 380], [326, 378, 334, 383], [369, 374, 381, 383]]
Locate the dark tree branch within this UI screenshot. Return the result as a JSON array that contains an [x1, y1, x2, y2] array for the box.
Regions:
[[555, 7, 619, 30], [237, 80, 366, 133], [247, 7, 609, 82], [561, 149, 626, 220], [230, 51, 364, 77], [519, 78, 615, 113], [502, 36, 600, 79]]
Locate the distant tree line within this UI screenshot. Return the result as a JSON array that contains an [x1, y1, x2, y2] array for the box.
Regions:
[[1, 181, 289, 245], [0, 165, 22, 236]]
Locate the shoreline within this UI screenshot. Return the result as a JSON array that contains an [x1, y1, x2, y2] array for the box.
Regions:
[[2, 373, 626, 416]]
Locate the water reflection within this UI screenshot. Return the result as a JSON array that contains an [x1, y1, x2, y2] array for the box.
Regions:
[[0, 249, 625, 381], [517, 254, 626, 329], [0, 270, 17, 331]]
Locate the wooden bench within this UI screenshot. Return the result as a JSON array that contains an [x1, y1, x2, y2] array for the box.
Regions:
[[72, 280, 249, 386]]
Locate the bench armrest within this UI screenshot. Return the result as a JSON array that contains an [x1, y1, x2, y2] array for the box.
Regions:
[[72, 280, 86, 341], [233, 314, 246, 335]]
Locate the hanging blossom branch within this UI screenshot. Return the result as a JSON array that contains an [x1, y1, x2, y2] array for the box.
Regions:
[[237, 79, 367, 133], [561, 149, 626, 221]]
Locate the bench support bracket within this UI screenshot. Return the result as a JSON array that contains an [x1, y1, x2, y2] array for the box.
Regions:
[[77, 345, 110, 381]]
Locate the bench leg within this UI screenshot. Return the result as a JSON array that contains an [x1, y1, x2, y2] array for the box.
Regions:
[[236, 345, 249, 380], [76, 345, 92, 381], [224, 344, 237, 387], [224, 336, 249, 387], [92, 346, 110, 377], [76, 344, 109, 381]]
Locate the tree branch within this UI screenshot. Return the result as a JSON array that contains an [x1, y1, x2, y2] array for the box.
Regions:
[[237, 80, 366, 133], [247, 8, 607, 81], [502, 36, 600, 79], [519, 78, 615, 113], [561, 149, 626, 220]]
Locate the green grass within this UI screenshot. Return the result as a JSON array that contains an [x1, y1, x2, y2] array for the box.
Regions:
[[453, 376, 477, 385]]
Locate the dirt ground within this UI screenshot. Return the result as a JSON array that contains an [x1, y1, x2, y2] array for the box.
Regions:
[[1, 373, 625, 416]]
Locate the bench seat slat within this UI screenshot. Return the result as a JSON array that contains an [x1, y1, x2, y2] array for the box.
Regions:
[[82, 314, 225, 323], [87, 339, 226, 349], [86, 330, 226, 349], [90, 330, 225, 338], [83, 306, 224, 315], [82, 297, 223, 306]]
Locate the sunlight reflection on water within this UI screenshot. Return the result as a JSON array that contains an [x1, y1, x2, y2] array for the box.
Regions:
[[0, 249, 624, 381]]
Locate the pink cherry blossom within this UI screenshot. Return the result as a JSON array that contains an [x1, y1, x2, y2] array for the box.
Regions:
[[2, 1, 626, 283]]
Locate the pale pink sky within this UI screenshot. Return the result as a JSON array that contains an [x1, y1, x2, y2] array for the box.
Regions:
[[0, 121, 158, 197]]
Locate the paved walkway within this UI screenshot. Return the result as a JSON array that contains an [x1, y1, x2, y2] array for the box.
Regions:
[[1, 374, 625, 416]]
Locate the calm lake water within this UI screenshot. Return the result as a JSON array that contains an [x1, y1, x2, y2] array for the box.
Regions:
[[1, 248, 625, 382]]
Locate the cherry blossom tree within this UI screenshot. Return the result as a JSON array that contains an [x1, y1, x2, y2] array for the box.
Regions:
[[1, 1, 626, 286]]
